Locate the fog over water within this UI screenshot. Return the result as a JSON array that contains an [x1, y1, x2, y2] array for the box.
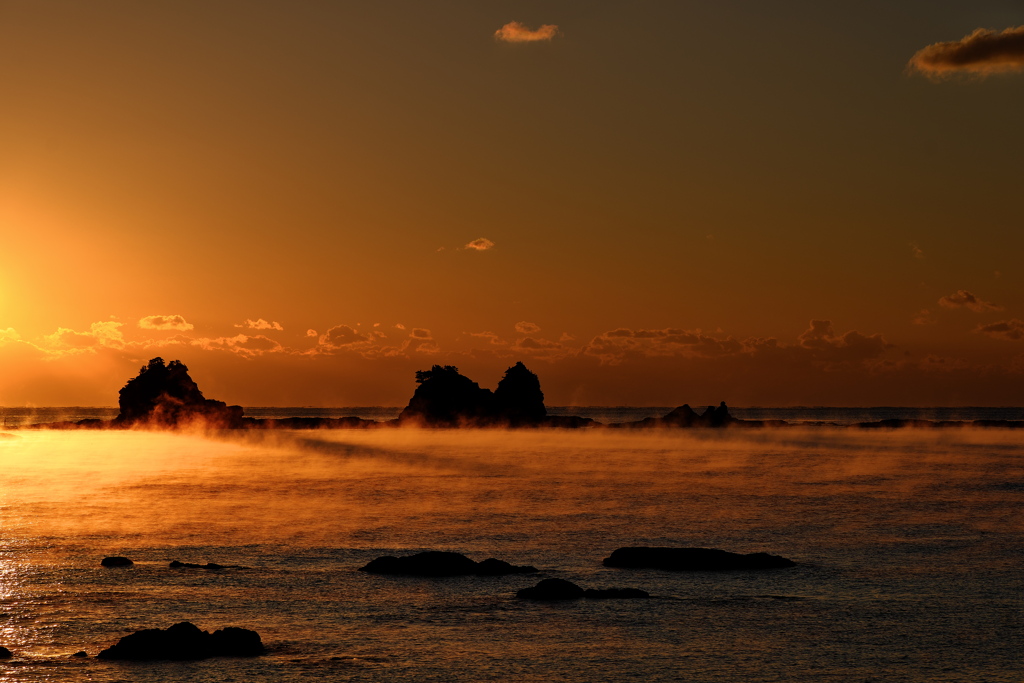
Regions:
[[0, 427, 1020, 681]]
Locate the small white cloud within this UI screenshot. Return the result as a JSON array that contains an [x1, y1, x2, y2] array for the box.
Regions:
[[139, 315, 194, 331], [464, 238, 495, 251], [515, 321, 541, 334], [306, 329, 318, 338], [495, 21, 559, 43]]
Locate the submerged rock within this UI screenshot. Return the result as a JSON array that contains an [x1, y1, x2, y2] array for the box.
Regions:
[[169, 560, 240, 570], [359, 551, 537, 577], [516, 578, 586, 600], [603, 547, 795, 571], [101, 556, 133, 568], [583, 587, 650, 599], [96, 621, 265, 660]]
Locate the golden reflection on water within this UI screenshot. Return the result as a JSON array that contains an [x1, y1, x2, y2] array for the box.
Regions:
[[0, 426, 1020, 549]]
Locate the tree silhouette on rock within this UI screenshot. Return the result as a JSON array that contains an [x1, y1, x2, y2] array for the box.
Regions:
[[113, 358, 244, 428]]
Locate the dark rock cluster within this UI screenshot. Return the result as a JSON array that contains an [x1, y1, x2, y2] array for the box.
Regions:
[[359, 551, 537, 577], [613, 402, 757, 428], [97, 621, 264, 660], [113, 358, 245, 429], [603, 546, 796, 571], [398, 362, 550, 427], [100, 556, 133, 567]]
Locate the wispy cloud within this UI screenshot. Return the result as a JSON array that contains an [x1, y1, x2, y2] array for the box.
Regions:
[[910, 243, 925, 259], [909, 26, 1024, 78], [235, 318, 283, 331], [938, 290, 1001, 312], [139, 314, 194, 331], [515, 321, 540, 334], [976, 319, 1024, 341], [912, 309, 937, 326], [191, 334, 283, 358], [464, 237, 495, 251], [494, 21, 559, 43]]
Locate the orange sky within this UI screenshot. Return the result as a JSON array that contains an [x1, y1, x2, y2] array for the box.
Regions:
[[2, 1, 1023, 407]]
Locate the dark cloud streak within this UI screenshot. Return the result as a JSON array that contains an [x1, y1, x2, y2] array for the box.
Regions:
[[909, 26, 1024, 77]]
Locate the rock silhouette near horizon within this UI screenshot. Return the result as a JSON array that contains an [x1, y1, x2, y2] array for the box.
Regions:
[[113, 358, 245, 428], [398, 363, 553, 427]]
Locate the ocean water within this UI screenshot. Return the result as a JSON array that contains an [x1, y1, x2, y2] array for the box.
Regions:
[[0, 426, 1021, 681]]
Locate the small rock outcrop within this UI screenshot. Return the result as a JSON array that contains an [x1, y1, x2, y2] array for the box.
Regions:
[[0, 647, 11, 659], [583, 587, 650, 599], [169, 560, 239, 570], [359, 551, 537, 577], [112, 358, 244, 429], [603, 547, 795, 571], [101, 556, 133, 567], [96, 622, 265, 660], [616, 402, 756, 428], [516, 578, 586, 600]]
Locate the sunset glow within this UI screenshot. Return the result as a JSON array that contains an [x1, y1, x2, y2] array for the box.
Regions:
[[2, 2, 1023, 407]]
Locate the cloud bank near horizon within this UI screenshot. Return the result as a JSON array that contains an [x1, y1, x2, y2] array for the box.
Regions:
[[909, 26, 1024, 77]]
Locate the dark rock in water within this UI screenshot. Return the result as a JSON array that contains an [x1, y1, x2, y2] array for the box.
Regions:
[[516, 578, 586, 600], [359, 551, 537, 577], [208, 627, 266, 657], [398, 362, 555, 427], [169, 560, 234, 570], [475, 558, 539, 575], [71, 651, 88, 658], [96, 621, 265, 660], [113, 358, 245, 429], [603, 547, 795, 571], [583, 587, 650, 599], [543, 415, 597, 429], [101, 556, 133, 567], [0, 646, 11, 658], [398, 365, 495, 427], [613, 402, 761, 429], [493, 362, 546, 425]]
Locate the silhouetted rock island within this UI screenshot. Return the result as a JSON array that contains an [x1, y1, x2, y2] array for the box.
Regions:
[[113, 358, 246, 428], [100, 556, 133, 568], [398, 362, 576, 427], [359, 551, 537, 576], [97, 621, 265, 660], [603, 547, 796, 571]]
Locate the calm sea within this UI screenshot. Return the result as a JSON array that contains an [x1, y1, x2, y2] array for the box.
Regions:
[[0, 420, 1021, 681]]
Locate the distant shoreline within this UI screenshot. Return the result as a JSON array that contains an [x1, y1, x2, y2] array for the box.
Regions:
[[4, 405, 1024, 431]]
